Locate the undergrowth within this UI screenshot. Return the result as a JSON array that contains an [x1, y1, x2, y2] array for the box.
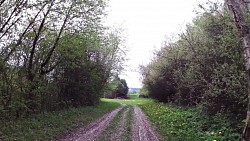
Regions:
[[0, 100, 120, 141], [139, 102, 244, 141]]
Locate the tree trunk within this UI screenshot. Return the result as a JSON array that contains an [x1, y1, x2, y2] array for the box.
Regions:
[[242, 35, 250, 141], [227, 0, 250, 140]]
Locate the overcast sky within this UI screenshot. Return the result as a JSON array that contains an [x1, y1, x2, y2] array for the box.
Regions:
[[104, 0, 223, 88]]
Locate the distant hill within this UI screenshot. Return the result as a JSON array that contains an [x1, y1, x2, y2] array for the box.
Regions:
[[129, 88, 141, 92]]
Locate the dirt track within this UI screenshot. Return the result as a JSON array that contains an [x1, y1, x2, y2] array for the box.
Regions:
[[57, 104, 159, 141], [132, 106, 159, 141], [109, 107, 130, 141], [57, 104, 125, 141]]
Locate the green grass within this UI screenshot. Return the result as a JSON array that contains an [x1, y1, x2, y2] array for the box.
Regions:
[[128, 94, 139, 99], [107, 94, 242, 141], [102, 94, 153, 105], [139, 102, 242, 141], [1, 94, 241, 141], [125, 106, 133, 141], [0, 100, 120, 141]]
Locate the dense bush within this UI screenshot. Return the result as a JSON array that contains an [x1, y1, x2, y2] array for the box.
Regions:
[[140, 3, 248, 119]]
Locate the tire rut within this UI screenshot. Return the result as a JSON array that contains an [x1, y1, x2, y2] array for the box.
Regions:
[[132, 106, 159, 141], [57, 104, 125, 141]]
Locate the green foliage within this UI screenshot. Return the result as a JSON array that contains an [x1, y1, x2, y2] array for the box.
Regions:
[[116, 78, 129, 97], [140, 102, 243, 141], [105, 93, 242, 141], [139, 86, 149, 98], [0, 0, 127, 121], [140, 3, 247, 119], [55, 33, 105, 107], [105, 77, 129, 98]]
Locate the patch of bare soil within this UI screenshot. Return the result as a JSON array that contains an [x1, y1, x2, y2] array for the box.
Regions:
[[109, 107, 130, 141], [132, 106, 159, 141], [57, 104, 125, 141]]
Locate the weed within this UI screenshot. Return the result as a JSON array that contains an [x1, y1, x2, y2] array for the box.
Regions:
[[0, 100, 120, 141], [139, 102, 242, 141]]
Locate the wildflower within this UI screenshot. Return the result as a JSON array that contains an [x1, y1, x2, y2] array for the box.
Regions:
[[213, 140, 217, 141], [219, 131, 222, 134], [211, 131, 215, 135]]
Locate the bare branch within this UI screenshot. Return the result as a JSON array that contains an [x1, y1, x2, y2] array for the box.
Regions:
[[3, 2, 47, 62], [0, 0, 6, 7], [27, 0, 55, 80], [40, 58, 61, 75], [40, 3, 73, 73], [0, 16, 21, 39]]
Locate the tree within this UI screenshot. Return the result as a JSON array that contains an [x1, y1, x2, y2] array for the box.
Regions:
[[226, 0, 250, 140], [108, 76, 129, 98], [0, 0, 128, 119], [140, 3, 247, 139], [117, 79, 129, 96]]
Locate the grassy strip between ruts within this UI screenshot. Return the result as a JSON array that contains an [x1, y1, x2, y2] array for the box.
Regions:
[[126, 106, 133, 141], [139, 102, 243, 141], [97, 106, 131, 141], [0, 100, 120, 141]]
